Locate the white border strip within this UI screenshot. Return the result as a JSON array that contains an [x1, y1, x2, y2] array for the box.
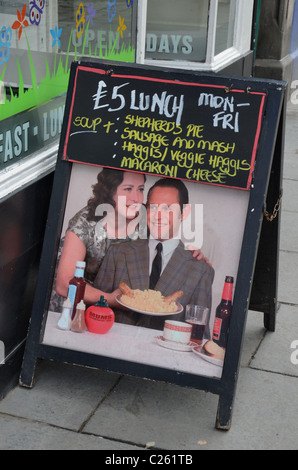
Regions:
[[0, 143, 58, 201]]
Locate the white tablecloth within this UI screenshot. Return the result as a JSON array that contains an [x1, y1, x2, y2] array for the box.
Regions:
[[43, 312, 223, 379]]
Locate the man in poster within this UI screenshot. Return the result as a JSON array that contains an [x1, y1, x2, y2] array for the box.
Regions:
[[94, 177, 214, 332]]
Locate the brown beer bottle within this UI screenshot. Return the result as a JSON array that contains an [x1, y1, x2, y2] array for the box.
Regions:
[[212, 276, 234, 348]]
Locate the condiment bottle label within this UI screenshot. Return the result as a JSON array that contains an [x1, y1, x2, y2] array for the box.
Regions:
[[212, 318, 222, 341], [222, 283, 233, 301], [67, 284, 77, 316]]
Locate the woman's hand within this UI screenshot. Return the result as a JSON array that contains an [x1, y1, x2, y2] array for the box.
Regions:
[[187, 245, 212, 267]]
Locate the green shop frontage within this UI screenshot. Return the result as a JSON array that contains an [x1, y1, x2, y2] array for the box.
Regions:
[[0, 0, 297, 401]]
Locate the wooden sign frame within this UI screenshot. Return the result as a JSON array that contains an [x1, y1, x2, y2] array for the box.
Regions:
[[20, 60, 286, 430]]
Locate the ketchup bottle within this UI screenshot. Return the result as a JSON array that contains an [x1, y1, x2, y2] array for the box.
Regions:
[[67, 261, 86, 320], [212, 276, 234, 349]]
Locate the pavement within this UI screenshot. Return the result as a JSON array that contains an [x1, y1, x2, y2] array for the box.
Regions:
[[0, 99, 297, 451]]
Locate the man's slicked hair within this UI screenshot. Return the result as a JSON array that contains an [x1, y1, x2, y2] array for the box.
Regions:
[[146, 177, 189, 210]]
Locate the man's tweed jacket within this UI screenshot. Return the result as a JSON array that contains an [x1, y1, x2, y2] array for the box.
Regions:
[[94, 238, 215, 332]]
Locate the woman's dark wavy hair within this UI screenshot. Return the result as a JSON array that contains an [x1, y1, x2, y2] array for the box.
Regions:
[[87, 168, 145, 221]]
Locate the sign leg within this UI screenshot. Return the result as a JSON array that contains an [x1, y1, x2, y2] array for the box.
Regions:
[[215, 394, 234, 431], [19, 354, 37, 388]]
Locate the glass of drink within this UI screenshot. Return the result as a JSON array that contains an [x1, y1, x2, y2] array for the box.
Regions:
[[185, 305, 209, 345]]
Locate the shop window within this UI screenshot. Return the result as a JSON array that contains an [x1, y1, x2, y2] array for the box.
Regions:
[[137, 0, 254, 72], [0, 1, 136, 121], [58, 1, 136, 61], [0, 0, 136, 183], [215, 0, 236, 56], [146, 0, 209, 62]]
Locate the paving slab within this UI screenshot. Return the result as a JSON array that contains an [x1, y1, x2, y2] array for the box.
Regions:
[[278, 250, 298, 305], [0, 360, 120, 431], [240, 310, 266, 367], [215, 368, 298, 450], [0, 414, 139, 450], [82, 367, 298, 450], [250, 303, 298, 377], [83, 374, 220, 449], [280, 210, 298, 253], [281, 179, 298, 213]]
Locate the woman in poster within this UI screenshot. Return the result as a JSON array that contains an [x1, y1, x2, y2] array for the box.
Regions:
[[51, 168, 147, 311]]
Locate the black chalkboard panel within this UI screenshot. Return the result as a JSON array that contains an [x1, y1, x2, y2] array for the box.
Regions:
[[63, 64, 266, 190]]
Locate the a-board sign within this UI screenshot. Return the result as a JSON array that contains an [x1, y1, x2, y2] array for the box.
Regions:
[[20, 60, 286, 431]]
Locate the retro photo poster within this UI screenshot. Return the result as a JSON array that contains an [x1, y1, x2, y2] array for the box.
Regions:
[[44, 164, 250, 380], [20, 61, 286, 429]]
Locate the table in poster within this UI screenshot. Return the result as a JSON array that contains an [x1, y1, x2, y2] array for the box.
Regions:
[[43, 312, 223, 379]]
